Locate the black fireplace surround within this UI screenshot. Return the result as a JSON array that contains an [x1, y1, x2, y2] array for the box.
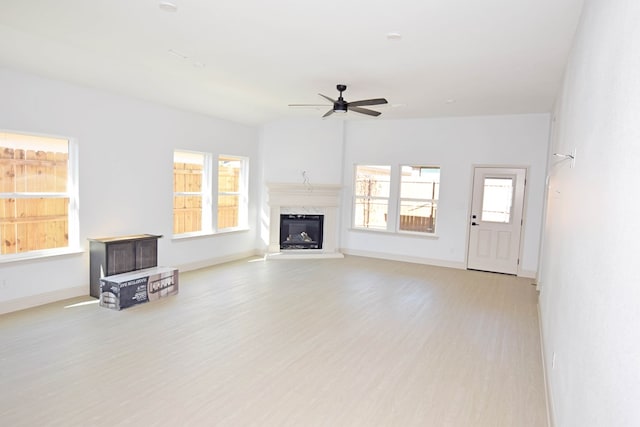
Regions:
[[279, 214, 324, 250]]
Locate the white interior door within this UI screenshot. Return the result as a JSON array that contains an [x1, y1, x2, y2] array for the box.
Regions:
[[467, 167, 526, 275]]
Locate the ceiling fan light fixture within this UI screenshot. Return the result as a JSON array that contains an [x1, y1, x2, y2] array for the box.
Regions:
[[334, 104, 348, 113]]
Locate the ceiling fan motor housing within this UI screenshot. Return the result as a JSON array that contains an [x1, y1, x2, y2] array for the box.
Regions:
[[334, 100, 348, 112], [334, 84, 348, 112]]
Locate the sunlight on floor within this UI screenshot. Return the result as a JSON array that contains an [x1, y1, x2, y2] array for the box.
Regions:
[[64, 299, 99, 309]]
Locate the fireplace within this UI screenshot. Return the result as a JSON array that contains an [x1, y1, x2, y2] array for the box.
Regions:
[[280, 214, 324, 250], [266, 183, 343, 259]]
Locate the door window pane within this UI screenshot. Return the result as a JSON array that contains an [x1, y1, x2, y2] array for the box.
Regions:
[[481, 177, 513, 223]]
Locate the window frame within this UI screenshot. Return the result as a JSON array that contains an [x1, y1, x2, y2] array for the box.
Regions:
[[352, 164, 392, 231], [172, 151, 249, 238], [351, 163, 441, 236], [397, 165, 440, 235], [216, 154, 249, 232], [0, 130, 80, 262], [172, 150, 213, 237]]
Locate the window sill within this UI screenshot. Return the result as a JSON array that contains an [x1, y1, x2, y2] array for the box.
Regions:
[[172, 227, 250, 241], [0, 247, 84, 264], [348, 227, 439, 239]]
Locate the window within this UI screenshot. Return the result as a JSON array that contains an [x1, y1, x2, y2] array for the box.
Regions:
[[352, 164, 441, 235], [217, 155, 248, 230], [353, 165, 391, 230], [399, 166, 440, 233], [0, 131, 79, 257], [481, 177, 513, 223], [173, 151, 248, 236], [173, 150, 211, 235]]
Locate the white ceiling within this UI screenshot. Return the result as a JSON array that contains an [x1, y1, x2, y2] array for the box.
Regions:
[[0, 0, 584, 125]]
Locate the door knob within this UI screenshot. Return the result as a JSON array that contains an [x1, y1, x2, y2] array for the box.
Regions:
[[471, 222, 479, 226]]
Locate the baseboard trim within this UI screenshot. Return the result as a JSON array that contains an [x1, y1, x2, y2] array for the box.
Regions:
[[519, 269, 537, 279], [176, 250, 261, 272], [340, 249, 539, 278], [538, 303, 555, 427], [265, 251, 344, 260], [341, 249, 467, 270], [0, 285, 86, 316]]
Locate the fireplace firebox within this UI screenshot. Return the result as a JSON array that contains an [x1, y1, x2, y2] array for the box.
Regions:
[[279, 214, 324, 250]]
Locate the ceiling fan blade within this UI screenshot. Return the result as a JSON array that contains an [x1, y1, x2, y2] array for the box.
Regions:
[[288, 104, 331, 107], [350, 106, 382, 117], [348, 98, 388, 108], [318, 93, 336, 103], [322, 109, 335, 118]]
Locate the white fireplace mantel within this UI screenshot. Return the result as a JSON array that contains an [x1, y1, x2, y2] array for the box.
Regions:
[[266, 183, 343, 259]]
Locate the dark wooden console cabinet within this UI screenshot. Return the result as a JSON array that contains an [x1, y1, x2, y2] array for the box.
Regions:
[[88, 234, 162, 298]]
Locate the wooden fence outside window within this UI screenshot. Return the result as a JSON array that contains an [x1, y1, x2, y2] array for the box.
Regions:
[[0, 147, 69, 254], [173, 161, 203, 234], [173, 161, 240, 234]]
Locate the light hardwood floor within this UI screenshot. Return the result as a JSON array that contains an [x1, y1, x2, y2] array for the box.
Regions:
[[0, 256, 547, 426]]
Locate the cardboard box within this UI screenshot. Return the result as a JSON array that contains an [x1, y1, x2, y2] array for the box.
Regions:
[[99, 267, 179, 310]]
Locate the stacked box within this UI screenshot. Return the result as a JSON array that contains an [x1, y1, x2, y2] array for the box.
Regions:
[[99, 267, 179, 310]]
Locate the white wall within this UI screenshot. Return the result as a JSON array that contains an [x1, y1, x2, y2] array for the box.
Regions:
[[341, 115, 550, 274], [260, 119, 345, 185], [0, 67, 260, 313], [258, 119, 345, 250], [539, 1, 640, 425]]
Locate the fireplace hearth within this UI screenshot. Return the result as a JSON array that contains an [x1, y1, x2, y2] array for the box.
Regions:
[[280, 214, 323, 250]]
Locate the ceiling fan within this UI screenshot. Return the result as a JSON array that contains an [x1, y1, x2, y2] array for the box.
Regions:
[[289, 84, 388, 118]]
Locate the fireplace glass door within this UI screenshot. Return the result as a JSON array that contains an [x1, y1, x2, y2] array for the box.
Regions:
[[280, 214, 324, 250]]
